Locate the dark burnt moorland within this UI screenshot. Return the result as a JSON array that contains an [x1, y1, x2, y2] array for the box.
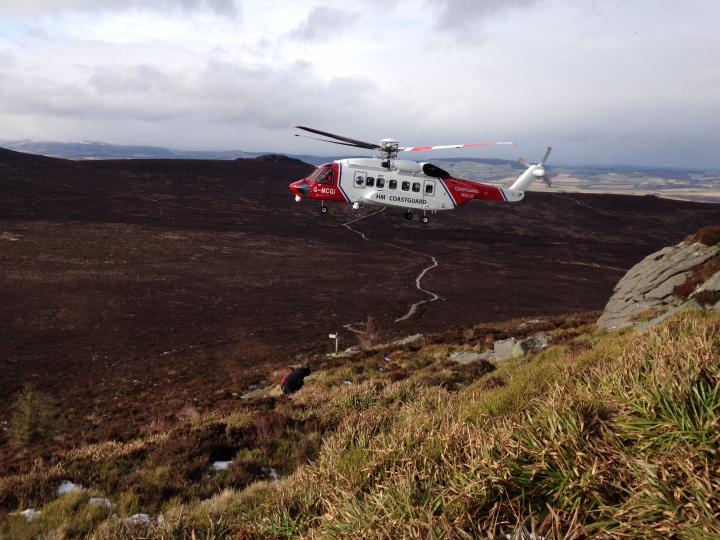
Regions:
[[1, 147, 718, 473]]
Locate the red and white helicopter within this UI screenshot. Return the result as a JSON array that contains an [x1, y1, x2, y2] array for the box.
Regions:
[[288, 126, 552, 223]]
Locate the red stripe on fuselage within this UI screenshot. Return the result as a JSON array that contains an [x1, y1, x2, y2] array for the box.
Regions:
[[443, 177, 505, 205]]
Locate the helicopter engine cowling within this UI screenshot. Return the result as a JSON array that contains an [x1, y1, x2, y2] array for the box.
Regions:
[[392, 161, 450, 178], [392, 160, 424, 174]]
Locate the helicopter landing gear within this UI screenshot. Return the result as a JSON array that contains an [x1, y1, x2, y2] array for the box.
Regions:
[[320, 203, 328, 214], [404, 211, 413, 221], [421, 214, 430, 224]]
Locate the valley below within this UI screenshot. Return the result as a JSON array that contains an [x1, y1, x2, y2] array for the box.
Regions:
[[1, 148, 718, 474]]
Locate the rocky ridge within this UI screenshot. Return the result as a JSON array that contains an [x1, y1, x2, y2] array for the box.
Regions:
[[599, 225, 720, 329]]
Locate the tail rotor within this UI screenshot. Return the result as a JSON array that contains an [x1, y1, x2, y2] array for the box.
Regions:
[[509, 146, 553, 192]]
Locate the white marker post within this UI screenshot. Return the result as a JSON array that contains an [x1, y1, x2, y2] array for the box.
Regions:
[[329, 333, 339, 355]]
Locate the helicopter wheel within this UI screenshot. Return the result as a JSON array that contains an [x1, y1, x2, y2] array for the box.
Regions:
[[320, 205, 328, 214], [404, 211, 413, 221], [421, 215, 430, 224]]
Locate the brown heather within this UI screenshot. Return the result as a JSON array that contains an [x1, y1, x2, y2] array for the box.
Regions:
[[686, 224, 720, 246], [3, 309, 719, 539]]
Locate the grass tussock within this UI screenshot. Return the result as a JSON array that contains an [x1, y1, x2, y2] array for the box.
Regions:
[[7, 384, 65, 448], [3, 310, 719, 539]]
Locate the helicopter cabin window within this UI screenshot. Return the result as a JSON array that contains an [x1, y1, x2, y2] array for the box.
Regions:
[[401, 181, 410, 191], [354, 172, 366, 187], [425, 183, 434, 195], [412, 182, 421, 192], [366, 177, 375, 187], [389, 179, 397, 190], [317, 168, 334, 185], [376, 177, 385, 188]]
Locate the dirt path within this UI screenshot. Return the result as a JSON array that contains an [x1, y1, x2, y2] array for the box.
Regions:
[[394, 255, 440, 322], [341, 208, 441, 325]]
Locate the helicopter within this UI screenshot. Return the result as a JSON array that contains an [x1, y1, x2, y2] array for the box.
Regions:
[[288, 126, 552, 224]]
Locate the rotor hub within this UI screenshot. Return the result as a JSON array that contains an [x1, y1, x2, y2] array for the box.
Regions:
[[379, 138, 400, 160]]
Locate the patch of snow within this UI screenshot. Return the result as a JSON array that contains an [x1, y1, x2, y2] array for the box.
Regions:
[[57, 480, 86, 495], [89, 497, 113, 508], [342, 380, 353, 385], [13, 509, 41, 522], [391, 334, 423, 346], [125, 513, 151, 525], [212, 460, 233, 471]]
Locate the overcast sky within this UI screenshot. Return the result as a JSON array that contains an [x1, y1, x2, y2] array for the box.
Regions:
[[1, 0, 719, 167]]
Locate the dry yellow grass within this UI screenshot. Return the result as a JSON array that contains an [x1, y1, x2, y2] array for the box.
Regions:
[[3, 309, 718, 539]]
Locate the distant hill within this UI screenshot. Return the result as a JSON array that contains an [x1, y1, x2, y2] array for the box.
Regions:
[[3, 140, 719, 201], [1, 139, 260, 161], [0, 146, 58, 162], [0, 139, 341, 165]]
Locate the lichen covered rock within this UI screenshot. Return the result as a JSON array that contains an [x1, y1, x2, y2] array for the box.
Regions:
[[599, 229, 720, 329]]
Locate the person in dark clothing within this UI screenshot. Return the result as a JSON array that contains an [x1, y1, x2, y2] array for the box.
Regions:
[[280, 367, 311, 395]]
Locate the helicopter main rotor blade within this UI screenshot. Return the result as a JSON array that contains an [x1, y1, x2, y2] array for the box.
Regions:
[[294, 134, 375, 149], [401, 141, 515, 152], [296, 126, 379, 150]]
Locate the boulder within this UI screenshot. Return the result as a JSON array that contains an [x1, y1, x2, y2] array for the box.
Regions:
[[479, 350, 495, 361], [494, 338, 518, 362], [598, 241, 719, 329], [515, 334, 549, 355], [449, 351, 484, 365]]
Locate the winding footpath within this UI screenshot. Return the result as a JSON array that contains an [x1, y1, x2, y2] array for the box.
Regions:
[[341, 208, 441, 326]]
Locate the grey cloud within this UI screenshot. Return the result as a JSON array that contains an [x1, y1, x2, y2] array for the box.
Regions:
[[431, 0, 538, 35], [289, 6, 356, 43], [0, 59, 376, 130], [0, 50, 15, 68], [0, 0, 239, 17], [195, 60, 375, 128], [89, 65, 175, 94]]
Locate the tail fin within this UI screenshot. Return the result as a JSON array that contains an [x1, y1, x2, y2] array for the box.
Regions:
[[509, 146, 552, 193], [509, 164, 542, 193]]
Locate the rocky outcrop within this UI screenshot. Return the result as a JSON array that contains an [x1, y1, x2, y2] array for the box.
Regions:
[[493, 333, 549, 363], [599, 227, 720, 329]]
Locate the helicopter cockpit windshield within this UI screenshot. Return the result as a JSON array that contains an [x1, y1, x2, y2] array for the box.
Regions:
[[309, 165, 334, 185]]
